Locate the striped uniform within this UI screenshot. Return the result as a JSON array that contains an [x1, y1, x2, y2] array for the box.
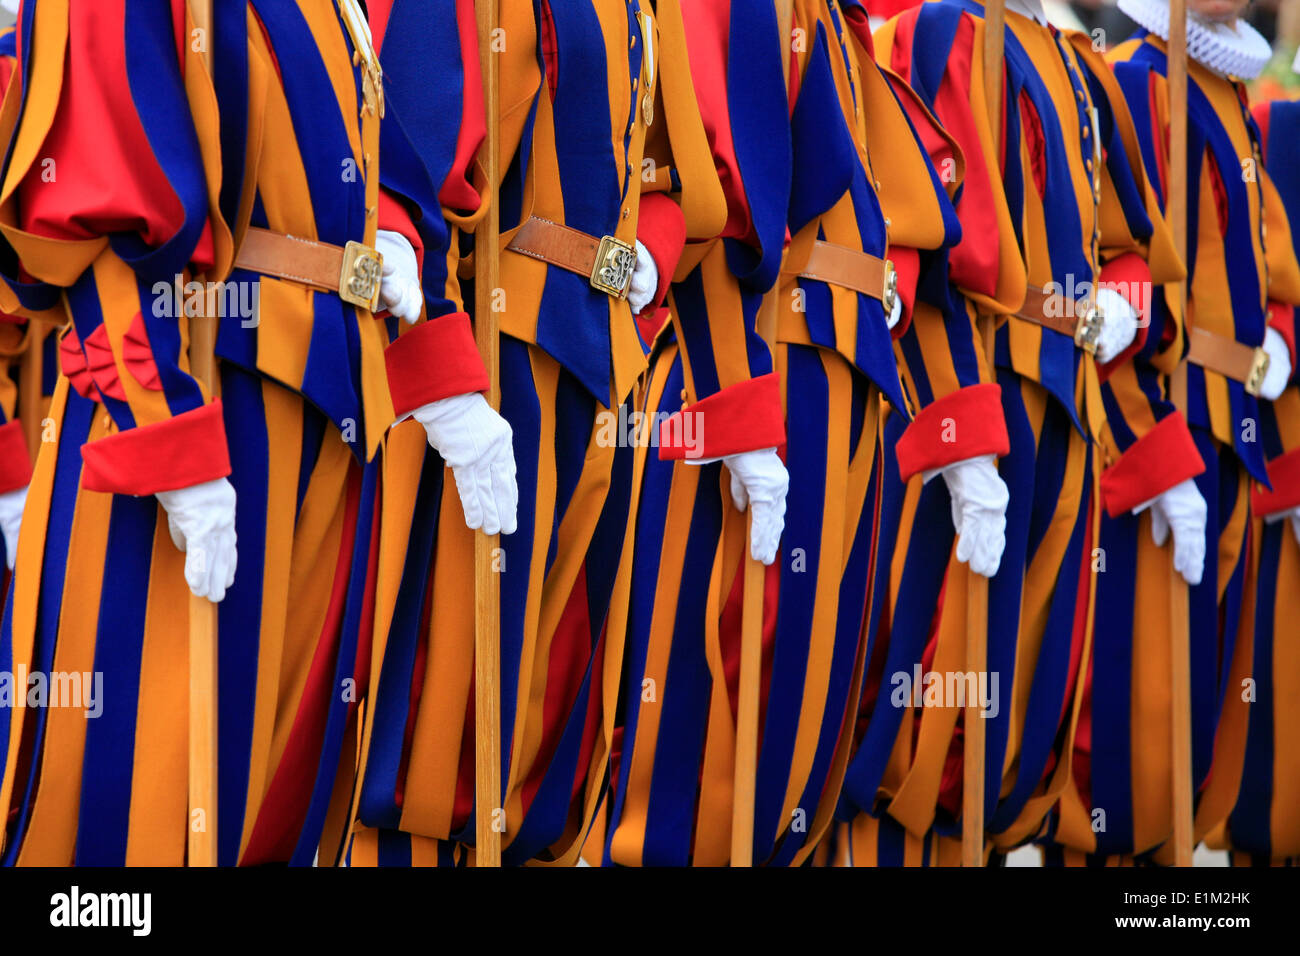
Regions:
[[0, 24, 51, 574], [834, 0, 1186, 864], [348, 0, 724, 866], [601, 0, 960, 868], [1054, 33, 1300, 864], [0, 0, 452, 865], [1215, 97, 1300, 866]]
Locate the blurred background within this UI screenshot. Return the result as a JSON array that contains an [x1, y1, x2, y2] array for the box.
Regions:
[[1051, 0, 1300, 98], [0, 1, 1296, 94]]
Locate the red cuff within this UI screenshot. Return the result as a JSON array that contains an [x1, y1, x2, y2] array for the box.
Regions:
[[385, 311, 489, 419], [1097, 253, 1153, 381], [1099, 411, 1205, 517], [658, 373, 785, 461], [889, 246, 920, 340], [1266, 299, 1296, 370], [1252, 446, 1300, 518], [895, 383, 1010, 481], [80, 401, 232, 496], [378, 189, 425, 268], [0, 420, 32, 493], [636, 193, 687, 317]]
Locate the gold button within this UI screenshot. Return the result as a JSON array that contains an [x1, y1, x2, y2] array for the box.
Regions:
[[1082, 126, 1089, 139]]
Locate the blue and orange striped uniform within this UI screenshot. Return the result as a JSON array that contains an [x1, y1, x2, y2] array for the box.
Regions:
[[832, 0, 1188, 865], [1214, 96, 1300, 867], [599, 0, 961, 867], [1048, 33, 1300, 866], [347, 0, 730, 867], [0, 0, 468, 865], [0, 23, 52, 574]]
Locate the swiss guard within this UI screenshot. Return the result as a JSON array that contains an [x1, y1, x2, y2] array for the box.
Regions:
[[1051, 0, 1300, 865], [0, 0, 456, 865], [347, 0, 726, 866], [598, 0, 961, 867], [0, 1, 45, 577], [830, 0, 1188, 865], [1212, 46, 1300, 868]]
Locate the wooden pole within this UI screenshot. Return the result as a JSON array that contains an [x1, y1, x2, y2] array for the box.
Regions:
[[961, 0, 1004, 870], [730, 0, 794, 869], [1165, 0, 1195, 869], [473, 0, 503, 869], [19, 323, 41, 462], [186, 0, 219, 869], [731, 519, 765, 867]]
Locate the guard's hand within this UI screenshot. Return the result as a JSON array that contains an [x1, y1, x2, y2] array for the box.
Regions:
[[724, 448, 789, 565], [1094, 286, 1139, 364], [936, 454, 1009, 578], [157, 477, 238, 602], [1140, 478, 1208, 586], [374, 229, 424, 324], [0, 484, 26, 570], [412, 392, 519, 536], [627, 240, 659, 317], [1258, 327, 1293, 402]]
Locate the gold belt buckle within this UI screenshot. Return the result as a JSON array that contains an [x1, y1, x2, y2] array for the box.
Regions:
[[1074, 301, 1102, 355], [590, 235, 637, 300], [339, 240, 384, 312], [1245, 346, 1271, 397], [881, 259, 899, 317]]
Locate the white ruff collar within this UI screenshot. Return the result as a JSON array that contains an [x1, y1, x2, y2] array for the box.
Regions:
[[1118, 0, 1273, 80]]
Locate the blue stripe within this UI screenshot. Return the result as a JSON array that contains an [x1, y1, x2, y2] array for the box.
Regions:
[[75, 493, 156, 865]]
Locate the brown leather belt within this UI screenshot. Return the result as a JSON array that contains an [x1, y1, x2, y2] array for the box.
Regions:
[[234, 226, 383, 311], [505, 216, 637, 299], [792, 240, 898, 314], [1013, 284, 1102, 354], [1185, 327, 1271, 396]]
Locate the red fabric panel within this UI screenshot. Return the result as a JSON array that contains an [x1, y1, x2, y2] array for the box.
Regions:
[[0, 420, 33, 493], [19, 1, 185, 248], [1099, 411, 1206, 517], [1266, 299, 1296, 368], [385, 311, 490, 418], [635, 192, 687, 316], [894, 383, 1010, 480], [889, 245, 920, 339], [1096, 252, 1154, 380], [80, 400, 232, 495], [657, 372, 786, 461], [1253, 446, 1300, 518], [892, 12, 1001, 300]]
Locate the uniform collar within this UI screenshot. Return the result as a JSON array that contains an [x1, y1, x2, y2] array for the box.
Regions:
[[1117, 0, 1272, 80], [1006, 0, 1049, 27]]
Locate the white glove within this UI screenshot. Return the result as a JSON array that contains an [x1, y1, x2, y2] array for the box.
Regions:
[[721, 448, 789, 565], [0, 485, 26, 570], [374, 229, 424, 324], [886, 291, 903, 330], [1263, 503, 1300, 548], [931, 454, 1009, 578], [157, 477, 238, 603], [411, 392, 518, 536], [1258, 327, 1292, 402], [1135, 478, 1207, 586], [627, 240, 659, 317], [1094, 286, 1139, 364]]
